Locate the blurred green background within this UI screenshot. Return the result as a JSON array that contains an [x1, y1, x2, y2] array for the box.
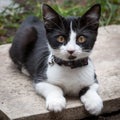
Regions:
[[0, 0, 120, 44]]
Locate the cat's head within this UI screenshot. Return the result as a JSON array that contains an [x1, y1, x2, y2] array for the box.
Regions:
[[42, 4, 101, 60]]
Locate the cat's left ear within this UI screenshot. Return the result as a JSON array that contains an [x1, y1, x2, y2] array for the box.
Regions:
[[42, 4, 63, 29], [80, 4, 101, 28]]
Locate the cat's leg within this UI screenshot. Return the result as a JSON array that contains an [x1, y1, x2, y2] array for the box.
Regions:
[[35, 82, 66, 112], [80, 83, 103, 115]]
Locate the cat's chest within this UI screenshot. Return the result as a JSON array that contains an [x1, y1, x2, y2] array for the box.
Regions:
[[46, 60, 95, 96]]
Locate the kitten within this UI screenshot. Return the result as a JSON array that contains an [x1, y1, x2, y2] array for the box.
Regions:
[[9, 4, 103, 115]]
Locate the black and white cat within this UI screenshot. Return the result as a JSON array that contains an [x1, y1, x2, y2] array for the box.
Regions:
[[9, 4, 103, 115]]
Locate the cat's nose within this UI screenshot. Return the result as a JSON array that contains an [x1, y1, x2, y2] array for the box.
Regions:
[[67, 50, 75, 54]]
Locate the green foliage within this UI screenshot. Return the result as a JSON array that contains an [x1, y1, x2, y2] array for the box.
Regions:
[[0, 0, 120, 44], [87, 0, 120, 25], [52, 0, 120, 26]]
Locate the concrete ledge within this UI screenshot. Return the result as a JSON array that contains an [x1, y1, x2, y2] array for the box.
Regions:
[[0, 25, 120, 120]]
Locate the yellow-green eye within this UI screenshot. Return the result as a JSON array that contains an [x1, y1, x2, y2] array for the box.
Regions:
[[77, 36, 86, 43], [57, 36, 65, 43]]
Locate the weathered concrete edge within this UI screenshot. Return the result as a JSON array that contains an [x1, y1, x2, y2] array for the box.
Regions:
[[8, 97, 120, 120]]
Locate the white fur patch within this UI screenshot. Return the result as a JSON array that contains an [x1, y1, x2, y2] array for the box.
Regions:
[[59, 22, 84, 60], [47, 59, 95, 96], [66, 22, 80, 52], [81, 83, 103, 115]]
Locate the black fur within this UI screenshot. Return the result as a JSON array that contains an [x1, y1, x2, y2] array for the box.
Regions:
[[79, 87, 89, 97], [9, 16, 49, 82]]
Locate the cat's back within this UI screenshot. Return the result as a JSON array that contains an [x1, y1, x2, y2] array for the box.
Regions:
[[9, 16, 49, 73]]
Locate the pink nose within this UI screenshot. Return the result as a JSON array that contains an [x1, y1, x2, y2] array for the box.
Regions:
[[67, 50, 75, 54]]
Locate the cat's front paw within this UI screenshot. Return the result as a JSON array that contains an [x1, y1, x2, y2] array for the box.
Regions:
[[46, 96, 66, 112], [81, 91, 103, 115]]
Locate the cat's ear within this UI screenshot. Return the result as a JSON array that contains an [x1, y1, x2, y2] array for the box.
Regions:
[[80, 4, 101, 29], [42, 4, 62, 29]]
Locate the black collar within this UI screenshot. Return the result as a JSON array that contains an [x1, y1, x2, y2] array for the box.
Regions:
[[50, 56, 88, 69]]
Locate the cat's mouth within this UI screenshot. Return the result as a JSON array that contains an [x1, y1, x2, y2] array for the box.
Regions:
[[68, 55, 77, 60]]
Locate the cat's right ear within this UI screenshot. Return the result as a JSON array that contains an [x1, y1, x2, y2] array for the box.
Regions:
[[80, 4, 101, 30], [42, 4, 62, 29]]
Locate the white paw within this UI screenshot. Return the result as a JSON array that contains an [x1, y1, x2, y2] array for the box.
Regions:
[[46, 96, 66, 112], [81, 90, 103, 115]]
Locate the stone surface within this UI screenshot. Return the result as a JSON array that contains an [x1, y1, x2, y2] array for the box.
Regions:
[[0, 25, 120, 120]]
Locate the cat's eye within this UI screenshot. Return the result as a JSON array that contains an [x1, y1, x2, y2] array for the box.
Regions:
[[77, 36, 86, 43], [57, 36, 65, 43]]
